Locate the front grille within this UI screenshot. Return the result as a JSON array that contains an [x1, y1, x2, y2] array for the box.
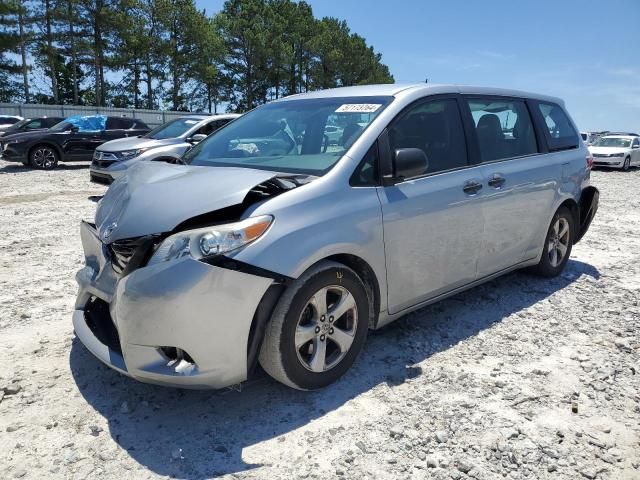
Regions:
[[109, 240, 137, 274], [107, 235, 159, 275], [592, 153, 609, 158], [92, 159, 117, 169]]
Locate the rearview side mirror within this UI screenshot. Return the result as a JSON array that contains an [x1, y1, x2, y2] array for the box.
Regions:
[[70, 126, 79, 133], [390, 148, 428, 183], [188, 133, 207, 144], [633, 144, 639, 149]]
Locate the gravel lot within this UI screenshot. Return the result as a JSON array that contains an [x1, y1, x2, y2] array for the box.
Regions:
[[0, 159, 638, 480]]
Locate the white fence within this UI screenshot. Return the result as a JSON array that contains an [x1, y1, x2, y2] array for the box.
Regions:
[[0, 103, 196, 127]]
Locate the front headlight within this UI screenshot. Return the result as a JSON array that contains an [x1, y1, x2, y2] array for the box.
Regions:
[[117, 148, 148, 160], [610, 152, 624, 157], [147, 215, 273, 266]]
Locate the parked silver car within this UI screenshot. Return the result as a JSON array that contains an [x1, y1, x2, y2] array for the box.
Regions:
[[73, 84, 599, 390], [89, 114, 240, 184], [589, 135, 640, 170]]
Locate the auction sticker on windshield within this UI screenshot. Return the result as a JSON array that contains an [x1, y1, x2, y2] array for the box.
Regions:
[[335, 104, 382, 113]]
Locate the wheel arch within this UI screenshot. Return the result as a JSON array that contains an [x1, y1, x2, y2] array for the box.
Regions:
[[558, 198, 580, 240], [29, 142, 62, 161], [246, 252, 382, 374], [325, 253, 381, 329]]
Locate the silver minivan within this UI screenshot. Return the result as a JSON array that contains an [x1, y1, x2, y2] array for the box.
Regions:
[[73, 84, 599, 390]]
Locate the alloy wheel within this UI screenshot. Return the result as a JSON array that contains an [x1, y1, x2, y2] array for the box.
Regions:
[[548, 217, 570, 267], [295, 285, 358, 373], [32, 148, 56, 169]]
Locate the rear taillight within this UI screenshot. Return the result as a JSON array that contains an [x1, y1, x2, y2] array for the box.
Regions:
[[586, 154, 594, 170]]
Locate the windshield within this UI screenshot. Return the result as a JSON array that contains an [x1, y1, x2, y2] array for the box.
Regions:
[[50, 121, 72, 132], [184, 96, 393, 175], [145, 118, 203, 140], [593, 137, 632, 148]]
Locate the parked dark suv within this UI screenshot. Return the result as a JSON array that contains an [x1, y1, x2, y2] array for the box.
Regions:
[[0, 115, 150, 169], [0, 116, 64, 137]]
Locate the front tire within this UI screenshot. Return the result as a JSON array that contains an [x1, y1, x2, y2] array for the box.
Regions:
[[530, 207, 573, 277], [622, 157, 630, 171], [29, 145, 59, 170], [259, 261, 369, 390]]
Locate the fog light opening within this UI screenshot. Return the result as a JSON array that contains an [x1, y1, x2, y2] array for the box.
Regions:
[[159, 346, 196, 374]]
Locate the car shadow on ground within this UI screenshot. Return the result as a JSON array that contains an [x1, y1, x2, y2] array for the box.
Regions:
[[70, 259, 599, 478], [0, 162, 90, 174]]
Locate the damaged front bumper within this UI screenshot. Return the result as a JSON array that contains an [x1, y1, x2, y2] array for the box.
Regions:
[[73, 221, 274, 388]]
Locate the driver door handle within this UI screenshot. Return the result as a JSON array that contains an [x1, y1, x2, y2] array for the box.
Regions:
[[488, 174, 506, 188]]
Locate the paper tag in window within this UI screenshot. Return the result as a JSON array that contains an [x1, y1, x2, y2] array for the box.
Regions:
[[335, 104, 382, 113]]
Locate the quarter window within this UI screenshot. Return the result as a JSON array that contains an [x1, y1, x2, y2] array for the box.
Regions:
[[388, 98, 468, 174], [466, 98, 538, 162], [351, 143, 379, 186], [536, 102, 579, 151]]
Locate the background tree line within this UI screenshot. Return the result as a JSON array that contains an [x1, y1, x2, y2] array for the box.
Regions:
[[0, 0, 394, 112]]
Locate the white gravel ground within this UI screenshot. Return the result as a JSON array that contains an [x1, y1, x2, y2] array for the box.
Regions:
[[0, 159, 638, 480]]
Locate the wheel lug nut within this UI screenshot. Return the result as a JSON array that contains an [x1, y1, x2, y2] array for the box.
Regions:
[[329, 328, 334, 334], [329, 316, 334, 323], [320, 316, 325, 322], [315, 326, 320, 333], [320, 335, 325, 341]]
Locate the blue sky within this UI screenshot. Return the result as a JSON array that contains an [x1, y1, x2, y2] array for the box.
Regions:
[[197, 0, 640, 132]]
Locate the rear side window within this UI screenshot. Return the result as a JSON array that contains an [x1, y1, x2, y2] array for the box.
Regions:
[[388, 98, 468, 174], [536, 102, 578, 151], [106, 117, 130, 130], [195, 121, 217, 136], [466, 98, 538, 162], [107, 117, 141, 129], [215, 119, 232, 129]]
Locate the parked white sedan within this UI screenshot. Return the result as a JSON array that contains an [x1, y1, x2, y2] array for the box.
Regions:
[[589, 135, 640, 170]]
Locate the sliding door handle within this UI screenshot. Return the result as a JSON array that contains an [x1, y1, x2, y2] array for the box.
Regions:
[[488, 175, 506, 188], [463, 180, 483, 195]]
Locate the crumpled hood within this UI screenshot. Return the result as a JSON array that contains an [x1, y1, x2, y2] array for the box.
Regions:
[[95, 162, 277, 243], [97, 136, 179, 153]]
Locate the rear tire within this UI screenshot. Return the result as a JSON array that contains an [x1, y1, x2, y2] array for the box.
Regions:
[[622, 157, 630, 171], [530, 207, 573, 277], [29, 145, 59, 170], [259, 261, 369, 390]]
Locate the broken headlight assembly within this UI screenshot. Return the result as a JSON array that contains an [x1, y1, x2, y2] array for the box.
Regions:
[[147, 215, 273, 266]]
